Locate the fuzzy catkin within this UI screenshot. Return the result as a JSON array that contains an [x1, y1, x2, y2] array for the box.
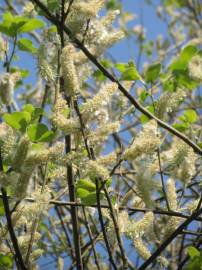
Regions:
[[61, 44, 79, 96], [167, 178, 177, 210], [12, 136, 30, 171], [123, 120, 160, 160]]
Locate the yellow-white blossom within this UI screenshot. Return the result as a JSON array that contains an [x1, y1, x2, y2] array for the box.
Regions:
[[61, 44, 79, 96], [188, 55, 202, 82], [123, 120, 160, 160], [167, 178, 177, 210]]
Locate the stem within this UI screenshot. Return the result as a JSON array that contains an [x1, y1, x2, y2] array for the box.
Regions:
[[1, 188, 27, 270]]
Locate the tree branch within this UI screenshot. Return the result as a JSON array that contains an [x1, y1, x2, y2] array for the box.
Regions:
[[1, 188, 27, 270]]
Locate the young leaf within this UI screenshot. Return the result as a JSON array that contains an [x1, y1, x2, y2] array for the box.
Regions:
[[0, 200, 4, 216], [3, 112, 31, 133], [121, 66, 144, 82], [0, 254, 13, 268], [187, 247, 200, 258], [76, 179, 96, 192], [183, 109, 198, 123], [17, 38, 37, 53], [76, 188, 90, 199], [27, 123, 54, 142], [19, 18, 45, 33], [169, 45, 198, 71], [81, 192, 104, 206], [145, 63, 161, 83]]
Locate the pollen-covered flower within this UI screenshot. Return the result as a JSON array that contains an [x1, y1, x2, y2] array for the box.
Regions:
[[167, 178, 177, 210], [81, 82, 118, 117], [188, 55, 202, 82], [61, 44, 79, 96], [156, 89, 186, 119], [0, 72, 20, 105], [12, 135, 30, 171], [163, 138, 197, 183], [133, 237, 151, 260], [85, 160, 109, 180], [73, 0, 105, 18], [124, 120, 160, 160]]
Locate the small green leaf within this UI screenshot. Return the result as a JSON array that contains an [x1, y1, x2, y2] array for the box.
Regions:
[[187, 247, 200, 258], [183, 109, 198, 123], [81, 192, 104, 206], [170, 45, 198, 72], [47, 0, 59, 11], [3, 112, 31, 133], [93, 70, 106, 82], [17, 38, 37, 53], [172, 122, 189, 132], [0, 199, 5, 216], [23, 104, 35, 114], [27, 123, 54, 142], [23, 105, 44, 121], [140, 105, 155, 124], [0, 254, 13, 268], [121, 66, 142, 81], [76, 188, 90, 199], [77, 179, 96, 192], [145, 63, 161, 83], [19, 18, 45, 33], [115, 63, 128, 73]]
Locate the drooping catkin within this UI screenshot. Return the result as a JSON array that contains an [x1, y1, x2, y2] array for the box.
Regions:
[[167, 178, 177, 210], [61, 44, 79, 96], [12, 135, 30, 171], [123, 120, 160, 160]]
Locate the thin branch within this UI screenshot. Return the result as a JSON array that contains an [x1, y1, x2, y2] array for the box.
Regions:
[[1, 188, 27, 270], [82, 206, 101, 270]]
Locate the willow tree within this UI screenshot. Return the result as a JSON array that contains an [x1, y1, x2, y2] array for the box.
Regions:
[[0, 0, 201, 270]]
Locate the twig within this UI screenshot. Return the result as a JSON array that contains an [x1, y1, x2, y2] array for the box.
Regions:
[[1, 188, 27, 270], [82, 206, 101, 270]]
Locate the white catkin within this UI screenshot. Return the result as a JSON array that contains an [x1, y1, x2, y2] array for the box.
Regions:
[[167, 178, 177, 210], [61, 44, 79, 96]]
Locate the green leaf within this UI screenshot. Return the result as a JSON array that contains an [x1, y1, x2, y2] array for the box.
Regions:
[[47, 0, 59, 12], [23, 104, 44, 121], [145, 63, 161, 83], [170, 45, 198, 72], [19, 18, 45, 33], [172, 122, 189, 132], [17, 38, 37, 53], [93, 70, 106, 82], [139, 89, 149, 103], [0, 254, 13, 269], [3, 112, 31, 133], [0, 13, 27, 36], [187, 247, 200, 258], [27, 123, 54, 142], [121, 66, 143, 81], [115, 63, 128, 73], [23, 104, 35, 114], [77, 179, 96, 192], [76, 188, 90, 199], [183, 109, 198, 123], [173, 70, 199, 90], [0, 199, 5, 216], [140, 105, 155, 123], [81, 192, 104, 206]]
